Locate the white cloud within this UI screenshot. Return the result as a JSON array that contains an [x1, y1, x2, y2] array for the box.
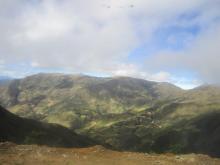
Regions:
[[0, 0, 219, 87], [150, 72, 172, 82], [20, 7, 74, 41], [145, 22, 220, 84], [0, 59, 4, 65], [108, 63, 199, 89], [30, 61, 40, 67], [109, 63, 172, 82], [174, 79, 202, 90]]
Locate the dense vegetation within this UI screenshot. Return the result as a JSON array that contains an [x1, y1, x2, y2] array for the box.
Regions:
[[0, 73, 220, 156]]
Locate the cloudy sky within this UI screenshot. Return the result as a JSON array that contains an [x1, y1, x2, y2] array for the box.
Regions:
[[0, 0, 220, 89]]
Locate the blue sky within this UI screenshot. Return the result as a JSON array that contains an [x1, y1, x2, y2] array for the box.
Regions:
[[0, 0, 220, 89]]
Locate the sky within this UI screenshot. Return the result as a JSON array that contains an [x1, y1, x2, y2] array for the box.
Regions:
[[0, 0, 220, 89]]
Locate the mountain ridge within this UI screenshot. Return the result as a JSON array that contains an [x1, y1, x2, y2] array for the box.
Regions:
[[0, 73, 220, 157]]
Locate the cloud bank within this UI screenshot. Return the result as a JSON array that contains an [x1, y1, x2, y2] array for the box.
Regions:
[[0, 0, 220, 88], [145, 22, 220, 84]]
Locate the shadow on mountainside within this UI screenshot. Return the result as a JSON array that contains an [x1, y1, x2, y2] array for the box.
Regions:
[[0, 105, 95, 148]]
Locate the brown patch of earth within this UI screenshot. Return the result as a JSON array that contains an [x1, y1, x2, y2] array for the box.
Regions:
[[0, 142, 219, 165]]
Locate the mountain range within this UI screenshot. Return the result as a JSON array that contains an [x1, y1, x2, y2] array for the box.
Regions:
[[0, 73, 220, 157]]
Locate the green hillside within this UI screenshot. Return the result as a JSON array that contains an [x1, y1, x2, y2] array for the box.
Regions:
[[0, 73, 220, 156], [0, 73, 183, 128]]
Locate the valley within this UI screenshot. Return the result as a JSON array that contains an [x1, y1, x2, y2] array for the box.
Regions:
[[0, 73, 220, 163]]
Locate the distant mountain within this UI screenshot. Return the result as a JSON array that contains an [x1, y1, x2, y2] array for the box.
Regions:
[[0, 105, 93, 147], [0, 76, 11, 80], [0, 73, 183, 127], [0, 76, 12, 85], [0, 73, 220, 156]]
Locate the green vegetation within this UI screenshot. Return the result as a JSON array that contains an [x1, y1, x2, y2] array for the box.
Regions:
[[1, 73, 220, 156]]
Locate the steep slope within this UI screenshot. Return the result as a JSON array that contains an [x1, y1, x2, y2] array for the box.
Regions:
[[78, 85, 220, 156], [1, 73, 220, 156], [82, 108, 220, 157], [0, 105, 92, 147], [0, 73, 183, 128]]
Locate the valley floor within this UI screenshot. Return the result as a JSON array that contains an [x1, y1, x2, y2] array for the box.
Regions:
[[0, 142, 219, 165]]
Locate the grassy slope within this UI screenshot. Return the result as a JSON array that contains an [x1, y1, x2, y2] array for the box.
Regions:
[[0, 73, 183, 128], [1, 73, 220, 156]]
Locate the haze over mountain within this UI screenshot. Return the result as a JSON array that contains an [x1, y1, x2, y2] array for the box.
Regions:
[[1, 73, 220, 157], [1, 0, 220, 89], [0, 76, 11, 80], [0, 76, 11, 85]]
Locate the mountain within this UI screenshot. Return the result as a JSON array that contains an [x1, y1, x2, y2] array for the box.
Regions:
[[0, 73, 220, 156], [0, 73, 183, 127], [0, 105, 93, 147], [0, 76, 12, 85], [0, 76, 11, 80]]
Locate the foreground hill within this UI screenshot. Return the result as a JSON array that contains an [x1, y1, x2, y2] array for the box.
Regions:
[[0, 143, 219, 165], [1, 73, 220, 156], [0, 105, 92, 147]]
